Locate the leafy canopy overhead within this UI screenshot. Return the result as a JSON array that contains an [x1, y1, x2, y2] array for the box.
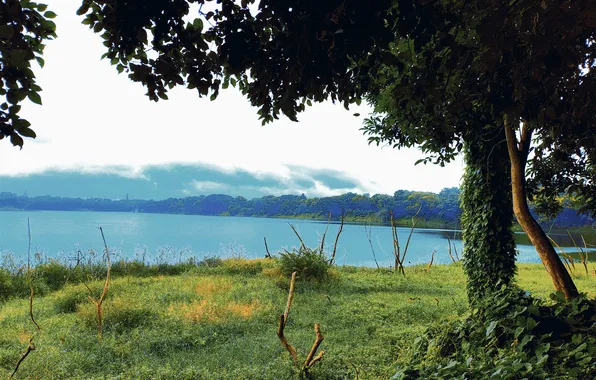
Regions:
[[0, 0, 56, 147]]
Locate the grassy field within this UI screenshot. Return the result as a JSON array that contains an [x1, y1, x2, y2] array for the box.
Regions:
[[0, 260, 594, 379]]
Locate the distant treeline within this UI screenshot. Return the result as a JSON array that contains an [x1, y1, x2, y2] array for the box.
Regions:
[[0, 188, 593, 228]]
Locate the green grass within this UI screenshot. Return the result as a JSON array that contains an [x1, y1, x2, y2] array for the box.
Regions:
[[0, 260, 594, 379]]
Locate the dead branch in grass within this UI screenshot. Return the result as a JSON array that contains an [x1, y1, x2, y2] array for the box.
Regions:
[[446, 237, 457, 263], [390, 206, 422, 275], [83, 227, 112, 341], [278, 272, 298, 364], [277, 271, 325, 376], [264, 237, 272, 259], [364, 223, 380, 269], [320, 212, 331, 254], [426, 249, 437, 271], [328, 212, 345, 265], [303, 324, 325, 370], [289, 223, 307, 251], [10, 218, 40, 379]]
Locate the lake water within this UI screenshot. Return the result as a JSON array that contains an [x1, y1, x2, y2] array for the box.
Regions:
[[0, 211, 591, 268]]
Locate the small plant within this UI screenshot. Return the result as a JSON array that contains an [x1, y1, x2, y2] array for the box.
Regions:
[[279, 246, 330, 281]]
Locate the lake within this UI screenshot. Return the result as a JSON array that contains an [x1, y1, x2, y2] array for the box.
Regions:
[[0, 210, 592, 268]]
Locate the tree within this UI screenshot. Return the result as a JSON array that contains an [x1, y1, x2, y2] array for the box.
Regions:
[[363, 0, 595, 300], [0, 0, 56, 147]]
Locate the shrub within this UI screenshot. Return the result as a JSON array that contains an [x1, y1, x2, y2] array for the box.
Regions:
[[54, 286, 89, 313], [36, 259, 70, 291], [0, 268, 12, 301], [394, 286, 596, 379], [278, 246, 330, 281]]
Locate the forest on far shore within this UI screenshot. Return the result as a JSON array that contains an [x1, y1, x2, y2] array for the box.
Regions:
[[0, 188, 592, 228]]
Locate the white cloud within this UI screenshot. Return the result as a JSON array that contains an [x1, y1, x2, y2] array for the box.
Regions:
[[0, 1, 465, 195], [191, 180, 228, 192]]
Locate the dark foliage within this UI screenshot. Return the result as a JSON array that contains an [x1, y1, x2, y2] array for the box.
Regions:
[[395, 287, 596, 379]]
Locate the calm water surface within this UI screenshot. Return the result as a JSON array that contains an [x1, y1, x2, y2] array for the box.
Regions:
[[0, 210, 592, 267]]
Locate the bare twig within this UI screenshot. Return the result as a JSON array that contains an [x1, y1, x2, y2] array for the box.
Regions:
[[278, 272, 298, 364], [304, 323, 325, 369], [328, 212, 345, 265], [9, 342, 35, 380], [447, 237, 457, 263], [390, 211, 402, 274], [277, 272, 326, 375], [364, 223, 380, 269], [10, 218, 40, 379], [264, 237, 272, 259], [289, 223, 307, 251], [85, 227, 112, 341], [402, 205, 422, 265], [426, 249, 437, 271], [320, 212, 332, 253]]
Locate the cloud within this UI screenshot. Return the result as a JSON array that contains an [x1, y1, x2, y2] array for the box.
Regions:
[[190, 180, 228, 192], [0, 0, 465, 195]]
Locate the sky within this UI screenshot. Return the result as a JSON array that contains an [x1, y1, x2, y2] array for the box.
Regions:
[[0, 1, 464, 199]]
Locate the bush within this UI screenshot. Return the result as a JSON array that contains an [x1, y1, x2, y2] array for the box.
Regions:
[[278, 246, 330, 281], [36, 260, 70, 291], [394, 286, 596, 379]]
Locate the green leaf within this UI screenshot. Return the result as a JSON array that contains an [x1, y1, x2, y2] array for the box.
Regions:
[[10, 49, 29, 65], [44, 11, 57, 19], [10, 133, 24, 147], [485, 321, 497, 337], [28, 92, 42, 105], [193, 18, 203, 32], [76, 4, 90, 16], [37, 4, 48, 12], [0, 25, 14, 40], [13, 119, 31, 129], [18, 127, 36, 138]]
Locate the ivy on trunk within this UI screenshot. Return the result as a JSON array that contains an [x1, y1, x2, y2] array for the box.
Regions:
[[460, 127, 517, 304]]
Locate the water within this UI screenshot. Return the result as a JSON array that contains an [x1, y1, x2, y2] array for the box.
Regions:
[[0, 210, 592, 267]]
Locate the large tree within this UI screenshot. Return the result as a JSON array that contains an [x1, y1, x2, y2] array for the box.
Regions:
[[364, 0, 595, 300]]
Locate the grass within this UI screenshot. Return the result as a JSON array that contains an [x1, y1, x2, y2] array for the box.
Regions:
[[0, 259, 594, 379]]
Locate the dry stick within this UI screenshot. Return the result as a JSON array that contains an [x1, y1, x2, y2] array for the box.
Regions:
[[398, 205, 422, 275], [289, 223, 307, 251], [364, 223, 380, 269], [320, 212, 332, 254], [303, 324, 325, 370], [427, 249, 437, 271], [264, 237, 272, 259], [277, 272, 298, 364], [85, 227, 112, 341], [446, 237, 457, 263], [328, 212, 345, 265], [390, 211, 401, 273], [10, 218, 39, 380]]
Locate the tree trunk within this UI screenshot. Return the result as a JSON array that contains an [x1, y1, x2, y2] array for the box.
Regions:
[[460, 126, 517, 305], [503, 116, 579, 300]]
